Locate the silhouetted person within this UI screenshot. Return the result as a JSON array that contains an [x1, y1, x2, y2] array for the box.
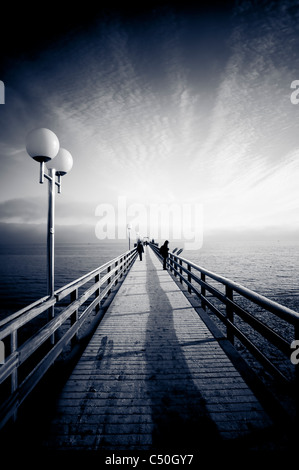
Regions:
[[137, 241, 144, 261], [159, 240, 169, 270]]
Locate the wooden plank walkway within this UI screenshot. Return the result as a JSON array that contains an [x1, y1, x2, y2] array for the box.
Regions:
[[42, 245, 287, 455]]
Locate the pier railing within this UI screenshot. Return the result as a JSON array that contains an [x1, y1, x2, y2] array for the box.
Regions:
[[0, 247, 137, 430], [150, 243, 299, 397]]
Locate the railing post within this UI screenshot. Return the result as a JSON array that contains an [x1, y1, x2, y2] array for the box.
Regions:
[[115, 260, 118, 285], [107, 265, 112, 295], [188, 264, 192, 293], [70, 288, 79, 347], [174, 256, 177, 277], [9, 330, 18, 422], [11, 330, 18, 391], [48, 304, 55, 345], [201, 272, 206, 310], [120, 257, 123, 278], [179, 259, 183, 284], [226, 286, 234, 345], [95, 273, 100, 312]]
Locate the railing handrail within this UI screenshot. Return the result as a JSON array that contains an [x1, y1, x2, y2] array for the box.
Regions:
[[0, 297, 56, 341], [0, 246, 137, 430], [150, 241, 299, 409], [173, 253, 299, 324], [0, 295, 51, 329], [55, 248, 134, 297], [0, 248, 136, 329], [150, 243, 299, 324]]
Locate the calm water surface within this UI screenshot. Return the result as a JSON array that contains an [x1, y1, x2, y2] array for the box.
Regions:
[[186, 240, 299, 312], [0, 240, 298, 319]]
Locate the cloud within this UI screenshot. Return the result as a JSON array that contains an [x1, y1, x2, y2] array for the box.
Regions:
[[0, 198, 46, 223], [1, 2, 299, 234], [0, 197, 98, 225]]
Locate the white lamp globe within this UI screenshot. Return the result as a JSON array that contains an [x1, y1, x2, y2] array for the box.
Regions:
[[46, 148, 73, 176], [26, 128, 59, 162]]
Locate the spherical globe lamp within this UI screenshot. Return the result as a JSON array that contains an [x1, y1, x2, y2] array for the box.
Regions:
[[26, 128, 60, 162], [46, 148, 73, 176]]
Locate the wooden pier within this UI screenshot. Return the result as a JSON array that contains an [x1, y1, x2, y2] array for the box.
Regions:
[[41, 247, 293, 454], [0, 243, 298, 459]]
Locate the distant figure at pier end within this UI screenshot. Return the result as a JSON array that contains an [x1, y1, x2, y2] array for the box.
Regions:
[[159, 240, 169, 270], [137, 240, 144, 261]]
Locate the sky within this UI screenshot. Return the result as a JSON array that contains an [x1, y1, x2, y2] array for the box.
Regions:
[[1, 0, 299, 245]]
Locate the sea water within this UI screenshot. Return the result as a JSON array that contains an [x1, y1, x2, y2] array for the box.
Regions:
[[0, 241, 128, 319], [184, 239, 299, 312], [0, 239, 298, 320]]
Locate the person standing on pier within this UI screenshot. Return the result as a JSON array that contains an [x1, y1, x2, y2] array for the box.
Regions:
[[159, 240, 169, 270], [137, 241, 144, 261]]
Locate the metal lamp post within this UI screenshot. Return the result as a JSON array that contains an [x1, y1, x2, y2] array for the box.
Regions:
[[26, 128, 73, 299], [127, 223, 132, 251]]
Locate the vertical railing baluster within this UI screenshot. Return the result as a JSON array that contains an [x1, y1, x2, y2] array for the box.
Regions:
[[107, 265, 112, 295], [48, 304, 55, 345], [10, 330, 18, 421], [11, 330, 18, 393], [115, 260, 118, 286], [201, 272, 206, 310], [120, 257, 123, 279], [179, 259, 183, 283], [70, 288, 79, 348], [226, 286, 234, 345], [188, 264, 192, 293], [95, 273, 100, 313], [174, 256, 177, 277]]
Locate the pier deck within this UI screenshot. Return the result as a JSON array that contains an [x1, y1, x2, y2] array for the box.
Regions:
[[42, 246, 288, 454]]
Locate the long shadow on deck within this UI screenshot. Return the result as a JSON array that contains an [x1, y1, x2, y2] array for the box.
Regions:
[[145, 253, 221, 452]]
